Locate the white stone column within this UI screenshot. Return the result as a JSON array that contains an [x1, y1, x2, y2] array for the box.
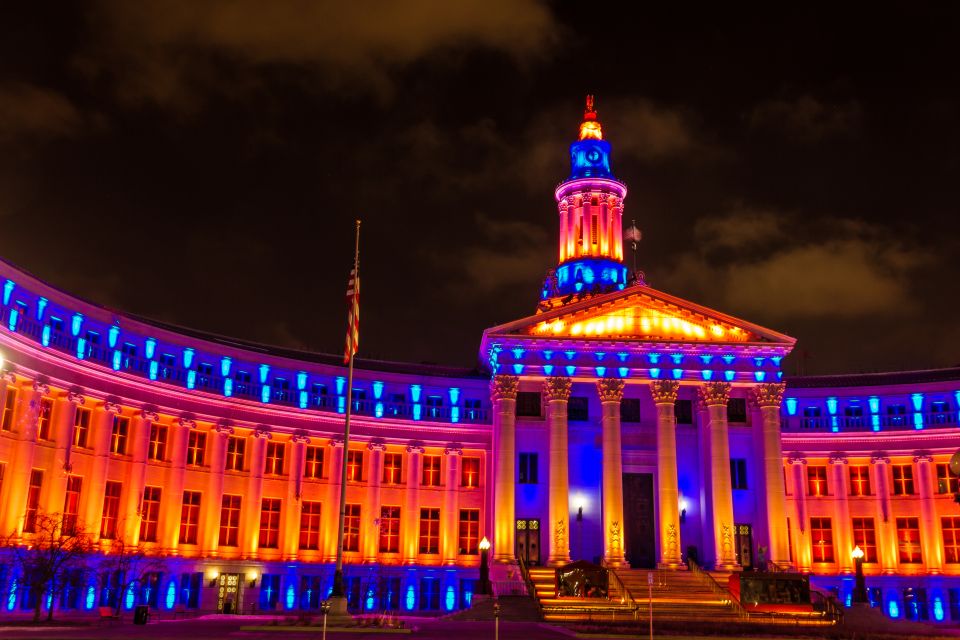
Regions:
[[490, 375, 518, 563], [870, 454, 897, 574], [2, 380, 44, 539], [545, 377, 572, 566], [201, 423, 232, 556], [442, 445, 462, 565], [404, 443, 424, 564], [598, 377, 627, 567], [788, 454, 811, 572], [915, 452, 942, 573], [323, 437, 344, 562], [161, 418, 192, 553], [84, 401, 121, 541], [830, 454, 853, 574], [121, 409, 156, 546], [283, 432, 309, 561], [241, 426, 270, 559], [651, 380, 681, 568], [752, 383, 790, 566], [364, 440, 386, 563], [700, 382, 738, 570]]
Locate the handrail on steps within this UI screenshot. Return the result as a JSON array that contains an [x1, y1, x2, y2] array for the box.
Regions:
[[517, 556, 544, 617], [687, 559, 748, 620], [600, 559, 639, 619]]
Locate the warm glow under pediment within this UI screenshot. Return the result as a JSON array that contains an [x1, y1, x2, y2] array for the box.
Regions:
[[527, 295, 760, 343]]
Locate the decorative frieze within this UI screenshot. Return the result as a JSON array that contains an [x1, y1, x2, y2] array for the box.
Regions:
[[543, 376, 572, 402], [752, 383, 786, 409], [699, 381, 731, 407], [490, 375, 520, 401], [596, 377, 624, 403], [650, 380, 680, 404]]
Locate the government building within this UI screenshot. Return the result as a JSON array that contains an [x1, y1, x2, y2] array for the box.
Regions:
[[1, 99, 958, 624]]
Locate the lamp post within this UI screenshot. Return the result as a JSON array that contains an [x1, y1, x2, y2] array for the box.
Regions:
[[851, 546, 867, 604], [320, 600, 331, 640], [493, 600, 500, 640], [478, 536, 492, 596]]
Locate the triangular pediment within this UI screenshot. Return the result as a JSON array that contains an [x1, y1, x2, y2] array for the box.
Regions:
[[483, 284, 795, 347]]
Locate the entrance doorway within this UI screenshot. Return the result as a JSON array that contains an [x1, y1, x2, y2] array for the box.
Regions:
[[216, 574, 244, 613], [622, 473, 656, 568], [735, 524, 754, 570], [516, 519, 541, 565]]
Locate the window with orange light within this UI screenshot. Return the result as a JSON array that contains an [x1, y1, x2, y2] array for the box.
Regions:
[[265, 441, 285, 475], [1, 387, 17, 431], [810, 517, 834, 562], [461, 457, 480, 488], [219, 495, 241, 547], [896, 517, 922, 563], [225, 436, 246, 471], [100, 481, 122, 539], [346, 450, 363, 482], [343, 504, 360, 552], [936, 464, 959, 494], [140, 486, 161, 542], [942, 517, 960, 563], [419, 508, 440, 554], [807, 466, 828, 496], [305, 445, 324, 479], [849, 465, 871, 496], [62, 476, 82, 535], [892, 464, 915, 495], [37, 397, 53, 440], [110, 416, 129, 455], [72, 407, 91, 448], [24, 469, 42, 533], [186, 430, 206, 466], [852, 517, 877, 562], [259, 498, 281, 549], [383, 453, 403, 484], [379, 506, 400, 553], [459, 509, 480, 555], [422, 455, 442, 487], [179, 490, 201, 545], [299, 501, 322, 551], [148, 424, 167, 461]]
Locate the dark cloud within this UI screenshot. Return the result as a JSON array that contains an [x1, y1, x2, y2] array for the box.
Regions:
[[0, 83, 83, 140], [748, 95, 862, 142]]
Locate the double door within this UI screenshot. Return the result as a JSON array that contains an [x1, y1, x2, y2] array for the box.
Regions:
[[516, 519, 541, 565]]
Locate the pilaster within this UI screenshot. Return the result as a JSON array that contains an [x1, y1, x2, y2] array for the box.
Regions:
[[545, 376, 572, 566], [870, 453, 897, 574], [201, 422, 233, 556], [914, 452, 941, 573], [700, 381, 738, 570], [85, 401, 121, 542], [829, 453, 853, 573], [442, 445, 463, 565], [364, 440, 386, 564], [788, 453, 811, 572], [162, 417, 192, 553], [122, 408, 157, 546], [490, 374, 518, 563], [2, 380, 44, 538], [651, 379, 681, 568], [283, 432, 310, 560], [752, 383, 790, 566], [598, 377, 627, 567], [324, 437, 345, 561], [404, 443, 425, 564], [242, 426, 271, 559]]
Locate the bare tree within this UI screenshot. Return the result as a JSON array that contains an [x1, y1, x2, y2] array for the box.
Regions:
[[98, 529, 167, 617], [1, 511, 94, 622]]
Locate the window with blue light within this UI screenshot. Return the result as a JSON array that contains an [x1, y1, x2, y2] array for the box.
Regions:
[[419, 577, 440, 610], [259, 574, 281, 610]]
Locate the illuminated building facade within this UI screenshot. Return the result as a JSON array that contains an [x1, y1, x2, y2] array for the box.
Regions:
[[1, 98, 959, 623]]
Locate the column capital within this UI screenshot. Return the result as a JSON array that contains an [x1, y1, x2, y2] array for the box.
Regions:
[[212, 422, 235, 436], [67, 391, 86, 405], [367, 439, 387, 452], [328, 436, 344, 448], [828, 453, 848, 465], [33, 381, 50, 394], [913, 451, 934, 464], [490, 375, 520, 401], [870, 452, 890, 465], [291, 430, 310, 445], [252, 425, 272, 439], [140, 408, 160, 422], [444, 444, 463, 457], [787, 452, 807, 465], [650, 380, 680, 404], [1, 371, 16, 384], [543, 376, 572, 401], [178, 417, 197, 429], [699, 381, 731, 407], [752, 383, 786, 409], [596, 377, 624, 403], [406, 442, 425, 455], [102, 401, 122, 414]]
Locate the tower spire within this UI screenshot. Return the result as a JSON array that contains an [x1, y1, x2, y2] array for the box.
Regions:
[[579, 94, 602, 141]]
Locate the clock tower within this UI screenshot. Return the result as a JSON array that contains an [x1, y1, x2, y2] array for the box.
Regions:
[[544, 96, 629, 303]]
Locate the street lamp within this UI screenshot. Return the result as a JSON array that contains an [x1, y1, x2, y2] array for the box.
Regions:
[[478, 537, 492, 595], [851, 546, 867, 604], [493, 600, 500, 640], [321, 600, 332, 640]]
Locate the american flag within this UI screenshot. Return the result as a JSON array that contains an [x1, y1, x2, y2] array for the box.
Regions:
[[344, 268, 360, 363]]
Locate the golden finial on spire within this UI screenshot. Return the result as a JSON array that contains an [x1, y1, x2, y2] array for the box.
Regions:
[[585, 94, 594, 115], [579, 94, 602, 140]]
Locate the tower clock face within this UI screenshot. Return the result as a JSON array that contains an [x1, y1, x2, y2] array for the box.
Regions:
[[586, 148, 602, 164]]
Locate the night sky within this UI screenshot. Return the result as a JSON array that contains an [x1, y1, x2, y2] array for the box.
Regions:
[[1, 2, 958, 375]]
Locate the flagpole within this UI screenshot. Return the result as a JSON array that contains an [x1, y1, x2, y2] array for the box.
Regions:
[[332, 219, 361, 604]]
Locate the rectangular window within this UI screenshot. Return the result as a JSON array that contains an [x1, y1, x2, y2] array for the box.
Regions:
[[219, 495, 241, 547], [887, 404, 907, 427], [851, 517, 877, 563], [379, 505, 400, 553], [343, 504, 360, 552], [72, 407, 91, 448], [568, 396, 589, 421], [727, 398, 748, 423], [140, 487, 161, 542], [620, 398, 641, 423], [259, 498, 281, 548], [419, 577, 440, 610], [110, 416, 129, 455], [346, 450, 363, 482], [422, 455, 441, 486], [849, 465, 872, 496], [100, 481, 122, 539], [63, 476, 82, 535], [515, 392, 542, 418], [730, 458, 748, 490], [464, 398, 483, 421], [1, 387, 17, 430], [24, 469, 43, 533], [897, 517, 922, 563], [518, 452, 538, 484], [179, 573, 201, 609], [674, 399, 693, 424], [186, 431, 206, 466], [148, 424, 166, 461], [225, 436, 245, 471], [937, 464, 960, 494], [299, 501, 322, 551], [942, 517, 960, 564], [265, 441, 285, 475], [259, 574, 280, 610], [383, 453, 402, 484], [892, 464, 915, 495], [931, 400, 953, 425], [426, 395, 443, 419], [458, 508, 480, 555], [807, 465, 828, 496], [305, 445, 324, 479], [461, 457, 480, 488], [179, 491, 201, 544], [844, 405, 864, 428], [810, 517, 834, 562], [37, 397, 53, 440], [419, 508, 440, 554], [802, 406, 822, 429]]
